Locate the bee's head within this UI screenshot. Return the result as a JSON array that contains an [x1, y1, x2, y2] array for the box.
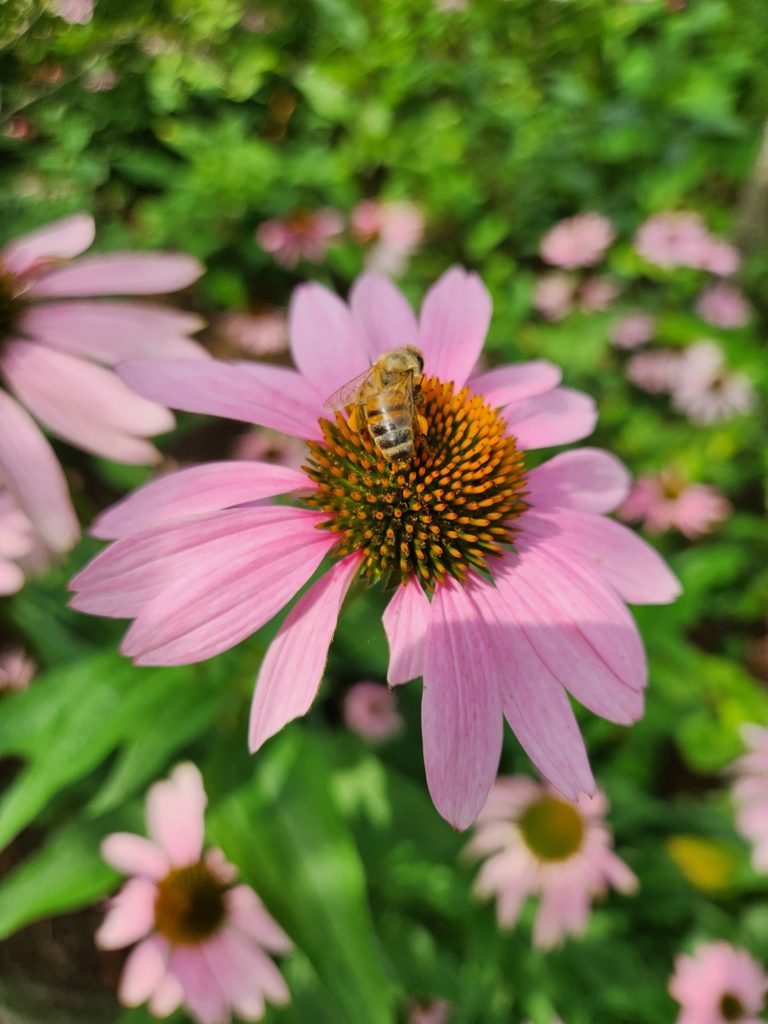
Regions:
[[404, 346, 424, 374]]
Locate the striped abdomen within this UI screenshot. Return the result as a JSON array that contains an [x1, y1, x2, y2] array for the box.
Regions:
[[365, 396, 415, 461]]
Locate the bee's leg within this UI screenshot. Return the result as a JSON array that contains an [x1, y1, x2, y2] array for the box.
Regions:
[[416, 413, 429, 436], [348, 403, 366, 434]]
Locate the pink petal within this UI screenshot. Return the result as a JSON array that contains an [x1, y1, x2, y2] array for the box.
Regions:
[[0, 561, 25, 594], [348, 272, 419, 359], [418, 266, 491, 388], [469, 575, 595, 799], [119, 935, 170, 1007], [2, 341, 173, 463], [168, 947, 228, 1024], [382, 581, 430, 685], [526, 448, 631, 514], [20, 301, 206, 364], [148, 970, 184, 1018], [249, 554, 360, 751], [288, 282, 371, 402], [119, 510, 336, 665], [522, 508, 681, 604], [504, 387, 597, 449], [29, 252, 204, 297], [1, 213, 94, 277], [95, 877, 156, 949], [469, 360, 562, 407], [92, 462, 310, 539], [422, 581, 503, 830], [205, 927, 290, 1013], [146, 762, 206, 866], [118, 358, 323, 440], [101, 832, 170, 879], [0, 389, 78, 552], [226, 885, 293, 954]]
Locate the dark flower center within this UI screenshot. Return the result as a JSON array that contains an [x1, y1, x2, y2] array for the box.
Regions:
[[519, 795, 585, 861], [304, 375, 528, 592], [719, 993, 745, 1021], [153, 861, 227, 945]]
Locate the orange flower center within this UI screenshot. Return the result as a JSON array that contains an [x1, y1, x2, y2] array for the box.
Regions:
[[519, 795, 585, 862], [153, 861, 227, 945]]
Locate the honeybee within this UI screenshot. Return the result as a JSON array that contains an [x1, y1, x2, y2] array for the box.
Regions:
[[325, 346, 428, 462]]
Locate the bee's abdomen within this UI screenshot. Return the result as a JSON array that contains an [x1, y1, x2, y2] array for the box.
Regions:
[[367, 409, 414, 460]]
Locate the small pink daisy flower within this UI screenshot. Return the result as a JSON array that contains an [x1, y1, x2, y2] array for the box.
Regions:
[[0, 213, 205, 570], [696, 283, 751, 330], [231, 428, 306, 471], [539, 213, 616, 269], [619, 473, 731, 539], [625, 349, 682, 394], [71, 267, 680, 829], [216, 310, 288, 357], [610, 313, 655, 350], [672, 341, 756, 424], [669, 941, 768, 1024], [97, 763, 292, 1024], [533, 273, 576, 321], [343, 682, 403, 743], [634, 212, 742, 276], [256, 209, 343, 268], [466, 776, 637, 949], [730, 725, 768, 873], [0, 647, 36, 691], [408, 997, 453, 1024]]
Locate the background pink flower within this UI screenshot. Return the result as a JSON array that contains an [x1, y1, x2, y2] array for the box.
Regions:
[[578, 276, 619, 312], [619, 473, 731, 539], [0, 647, 36, 691], [256, 209, 343, 267], [634, 211, 741, 274], [533, 273, 576, 321], [625, 349, 682, 394], [730, 725, 768, 873], [408, 997, 453, 1024], [0, 213, 206, 576], [231, 428, 307, 470], [466, 776, 637, 949], [52, 0, 94, 24], [610, 313, 655, 350], [671, 341, 756, 424], [0, 485, 38, 595], [539, 213, 615, 269], [352, 199, 425, 274], [696, 283, 751, 329], [669, 941, 768, 1024], [343, 682, 403, 743], [216, 310, 288, 357], [97, 763, 292, 1024]]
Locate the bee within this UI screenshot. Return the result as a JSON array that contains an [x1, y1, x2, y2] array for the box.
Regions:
[[325, 346, 428, 462]]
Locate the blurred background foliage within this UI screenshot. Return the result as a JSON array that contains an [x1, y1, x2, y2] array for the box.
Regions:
[[1, 0, 768, 1021]]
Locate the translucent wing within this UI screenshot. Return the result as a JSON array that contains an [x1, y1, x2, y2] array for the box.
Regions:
[[324, 367, 374, 410]]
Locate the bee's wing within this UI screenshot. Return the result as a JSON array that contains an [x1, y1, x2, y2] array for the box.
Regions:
[[323, 368, 373, 410]]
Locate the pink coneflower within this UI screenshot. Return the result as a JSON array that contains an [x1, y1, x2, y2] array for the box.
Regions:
[[256, 209, 343, 267], [609, 313, 655, 350], [0, 213, 205, 573], [700, 239, 741, 277], [0, 486, 36, 595], [730, 725, 768, 873], [343, 682, 403, 743], [0, 647, 36, 691], [231, 429, 306, 471], [408, 997, 453, 1024], [578, 276, 619, 312], [672, 341, 756, 424], [539, 213, 616, 269], [625, 349, 682, 394], [51, 0, 94, 23], [618, 472, 731, 539], [97, 763, 292, 1024], [533, 273, 576, 321], [634, 212, 741, 275], [352, 199, 425, 275], [216, 310, 288, 357], [696, 283, 751, 329], [669, 941, 768, 1024], [70, 267, 680, 829], [466, 776, 637, 949]]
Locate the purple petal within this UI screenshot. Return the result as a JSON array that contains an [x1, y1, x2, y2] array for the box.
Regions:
[[418, 266, 491, 388], [1, 213, 95, 277], [118, 358, 323, 440], [93, 462, 309, 539], [504, 387, 597, 449], [469, 360, 562, 407], [382, 581, 430, 685], [249, 554, 359, 751], [527, 448, 631, 514], [29, 252, 204, 297], [422, 581, 503, 830], [348, 272, 419, 359]]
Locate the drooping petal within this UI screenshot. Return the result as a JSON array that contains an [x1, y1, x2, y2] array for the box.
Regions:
[[100, 832, 170, 879], [29, 252, 204, 297], [119, 935, 170, 1007], [92, 462, 310, 539], [504, 387, 597, 449], [20, 301, 206, 364], [118, 358, 323, 440], [382, 580, 430, 685], [249, 554, 360, 752], [1, 213, 95, 277], [521, 508, 681, 605], [422, 581, 503, 830], [205, 927, 290, 1013], [288, 282, 371, 400], [0, 561, 25, 594], [95, 877, 156, 950], [0, 389, 78, 553], [225, 885, 293, 954], [148, 970, 185, 1018], [469, 576, 595, 799], [526, 448, 631, 514], [348, 272, 419, 359], [146, 762, 207, 866], [469, 361, 562, 408], [168, 947, 228, 1024], [418, 266, 491, 388], [2, 341, 173, 463]]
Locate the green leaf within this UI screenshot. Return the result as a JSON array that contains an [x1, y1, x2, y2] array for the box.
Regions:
[[208, 729, 397, 1024]]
